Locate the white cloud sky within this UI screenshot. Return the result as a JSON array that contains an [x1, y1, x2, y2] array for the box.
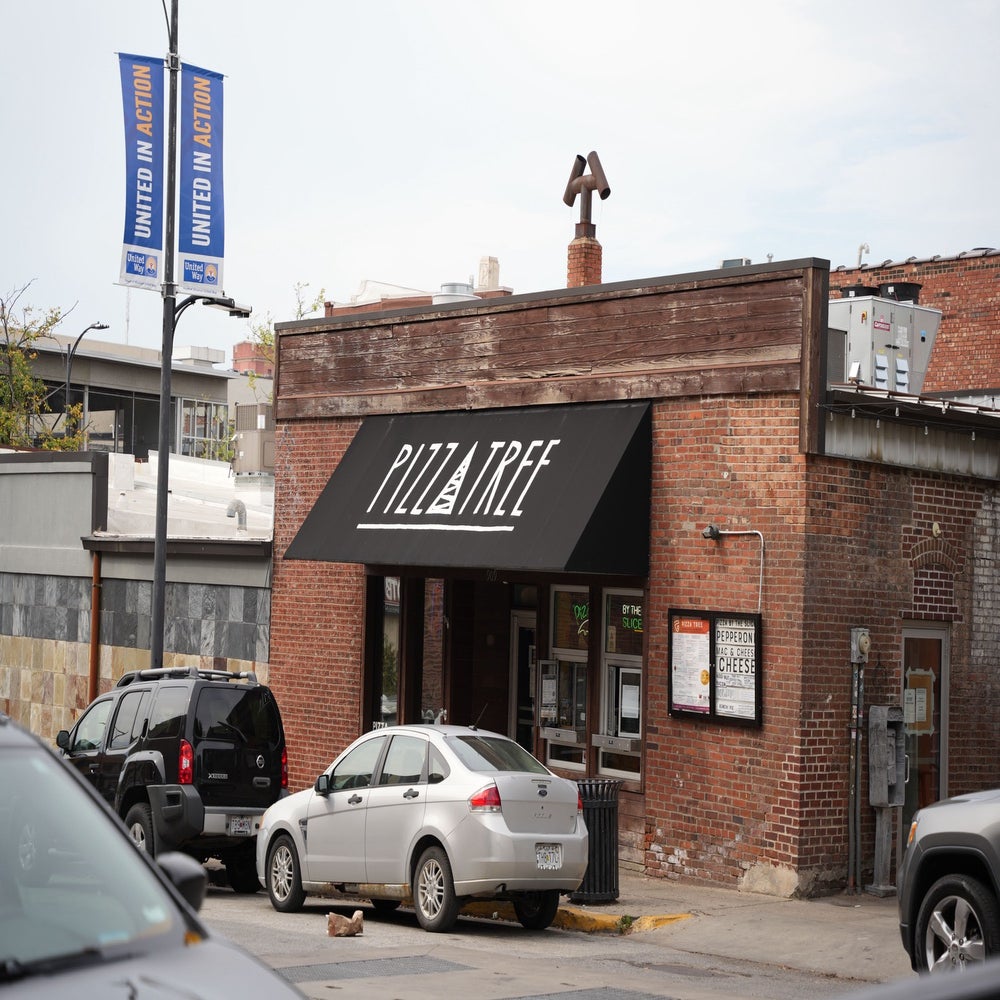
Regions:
[[2, 1, 996, 363]]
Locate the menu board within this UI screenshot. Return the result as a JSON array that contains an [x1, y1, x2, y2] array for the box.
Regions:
[[713, 616, 758, 720], [668, 610, 762, 726], [669, 616, 710, 713]]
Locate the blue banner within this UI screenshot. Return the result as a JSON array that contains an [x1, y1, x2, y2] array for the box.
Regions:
[[178, 63, 225, 293], [118, 53, 164, 290]]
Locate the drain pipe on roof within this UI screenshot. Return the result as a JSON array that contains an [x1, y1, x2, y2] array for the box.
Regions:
[[227, 499, 247, 532], [89, 551, 102, 701]]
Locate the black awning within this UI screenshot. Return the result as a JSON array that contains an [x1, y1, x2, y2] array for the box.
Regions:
[[285, 401, 651, 576]]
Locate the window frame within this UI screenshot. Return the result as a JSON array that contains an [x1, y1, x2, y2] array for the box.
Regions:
[[540, 585, 591, 771], [596, 587, 644, 779]]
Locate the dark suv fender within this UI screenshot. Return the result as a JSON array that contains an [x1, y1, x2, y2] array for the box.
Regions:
[[114, 752, 204, 852], [114, 752, 166, 816], [148, 784, 205, 852]]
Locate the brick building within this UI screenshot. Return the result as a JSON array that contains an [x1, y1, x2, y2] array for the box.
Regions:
[[232, 339, 275, 378], [268, 248, 1000, 897]]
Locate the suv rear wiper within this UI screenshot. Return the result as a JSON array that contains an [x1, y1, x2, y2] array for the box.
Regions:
[[213, 720, 247, 742]]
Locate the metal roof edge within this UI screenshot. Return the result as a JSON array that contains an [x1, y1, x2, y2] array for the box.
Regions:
[[82, 535, 272, 558]]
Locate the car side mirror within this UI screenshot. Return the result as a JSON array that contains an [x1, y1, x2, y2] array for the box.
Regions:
[[157, 851, 209, 911], [315, 773, 331, 796], [56, 730, 70, 750]]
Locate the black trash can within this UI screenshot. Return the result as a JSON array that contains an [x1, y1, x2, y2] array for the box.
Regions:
[[571, 778, 622, 903]]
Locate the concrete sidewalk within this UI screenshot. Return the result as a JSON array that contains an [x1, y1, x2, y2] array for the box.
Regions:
[[466, 868, 915, 984]]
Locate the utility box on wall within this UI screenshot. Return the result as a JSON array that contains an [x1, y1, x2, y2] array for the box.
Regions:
[[869, 705, 905, 807]]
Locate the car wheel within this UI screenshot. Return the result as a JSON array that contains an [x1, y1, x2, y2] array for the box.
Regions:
[[226, 851, 261, 894], [414, 845, 459, 933], [124, 803, 156, 856], [513, 889, 561, 930], [915, 874, 1000, 972], [267, 834, 305, 912]]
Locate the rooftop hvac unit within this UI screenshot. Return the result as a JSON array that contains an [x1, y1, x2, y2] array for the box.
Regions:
[[235, 402, 274, 432], [232, 428, 275, 475], [720, 257, 751, 268], [827, 295, 942, 395]]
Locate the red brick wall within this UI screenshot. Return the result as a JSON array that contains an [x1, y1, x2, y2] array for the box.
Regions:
[[641, 391, 1000, 890], [269, 417, 366, 788], [799, 461, 1000, 874], [644, 394, 811, 887]]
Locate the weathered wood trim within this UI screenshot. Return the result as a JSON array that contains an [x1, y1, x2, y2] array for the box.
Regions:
[[275, 260, 822, 421], [276, 359, 802, 420], [799, 264, 831, 455]]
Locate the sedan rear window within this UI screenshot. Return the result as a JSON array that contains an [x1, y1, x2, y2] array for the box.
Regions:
[[448, 735, 549, 774]]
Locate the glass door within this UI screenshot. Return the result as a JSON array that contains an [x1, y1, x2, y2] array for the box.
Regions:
[[900, 627, 949, 856], [377, 577, 401, 727], [508, 611, 536, 750]]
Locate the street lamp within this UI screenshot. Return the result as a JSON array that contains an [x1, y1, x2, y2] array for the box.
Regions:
[[59, 321, 109, 433], [148, 292, 251, 669], [175, 294, 252, 322]]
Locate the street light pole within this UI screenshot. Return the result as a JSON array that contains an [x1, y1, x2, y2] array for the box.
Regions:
[[148, 0, 252, 669], [59, 321, 109, 434], [149, 0, 180, 670]]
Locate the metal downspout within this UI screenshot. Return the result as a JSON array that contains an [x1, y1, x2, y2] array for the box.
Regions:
[[89, 551, 102, 701]]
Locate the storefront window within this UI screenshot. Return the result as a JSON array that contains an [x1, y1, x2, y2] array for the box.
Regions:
[[551, 588, 590, 650], [379, 577, 400, 726], [599, 590, 643, 778], [541, 587, 589, 769], [179, 399, 231, 461], [421, 579, 446, 724]]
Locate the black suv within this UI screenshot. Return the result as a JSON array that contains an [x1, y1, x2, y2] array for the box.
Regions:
[[56, 666, 287, 893], [898, 788, 1000, 973]]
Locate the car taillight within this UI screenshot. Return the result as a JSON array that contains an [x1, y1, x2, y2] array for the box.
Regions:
[[281, 746, 288, 789], [577, 791, 584, 813], [468, 782, 502, 812], [178, 739, 194, 785]]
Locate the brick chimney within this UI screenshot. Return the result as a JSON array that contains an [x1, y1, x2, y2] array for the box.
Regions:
[[568, 229, 602, 287]]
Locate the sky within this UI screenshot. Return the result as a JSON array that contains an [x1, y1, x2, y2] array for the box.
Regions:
[[2, 1, 997, 366]]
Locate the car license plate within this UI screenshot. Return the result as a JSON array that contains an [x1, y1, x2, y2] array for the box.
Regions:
[[536, 843, 562, 870], [228, 815, 253, 836]]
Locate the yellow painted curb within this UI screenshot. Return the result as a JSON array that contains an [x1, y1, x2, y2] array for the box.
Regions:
[[460, 899, 691, 934]]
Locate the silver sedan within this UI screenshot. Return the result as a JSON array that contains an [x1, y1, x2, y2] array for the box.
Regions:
[[256, 724, 588, 932]]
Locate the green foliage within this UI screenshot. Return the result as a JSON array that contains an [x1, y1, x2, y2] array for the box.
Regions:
[[0, 282, 84, 451]]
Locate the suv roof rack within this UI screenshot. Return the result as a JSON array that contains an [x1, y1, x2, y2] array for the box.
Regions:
[[117, 667, 259, 688]]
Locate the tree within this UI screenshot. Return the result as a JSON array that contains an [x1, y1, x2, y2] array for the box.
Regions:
[[244, 281, 325, 402], [0, 283, 85, 451]]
